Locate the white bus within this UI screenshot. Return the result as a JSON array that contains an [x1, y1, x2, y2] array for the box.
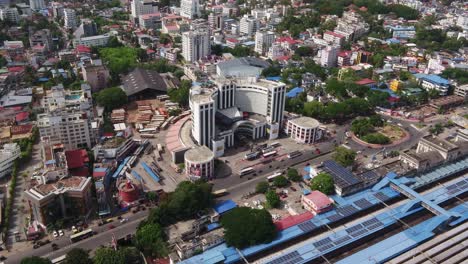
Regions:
[[239, 167, 255, 176], [262, 146, 275, 154], [287, 151, 302, 159], [212, 189, 228, 197], [262, 150, 277, 158], [244, 152, 259, 161], [153, 150, 162, 161], [51, 255, 66, 264], [157, 95, 170, 101], [267, 172, 283, 182], [270, 142, 280, 148]]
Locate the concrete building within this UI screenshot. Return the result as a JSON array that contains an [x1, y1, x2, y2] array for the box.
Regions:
[[29, 0, 45, 11], [130, 0, 158, 24], [413, 74, 450, 96], [286, 116, 323, 144], [41, 83, 92, 112], [454, 84, 468, 101], [63, 8, 77, 29], [73, 34, 110, 47], [180, 0, 200, 19], [0, 7, 19, 23], [239, 15, 259, 36], [182, 26, 210, 62], [184, 146, 214, 181], [302, 191, 333, 214], [323, 31, 345, 47], [216, 57, 270, 77], [0, 143, 20, 178], [51, 2, 64, 17], [74, 19, 98, 38], [255, 30, 275, 55], [320, 45, 339, 67], [29, 29, 52, 52], [37, 110, 97, 150], [208, 13, 224, 31], [81, 64, 110, 92], [138, 13, 161, 30]]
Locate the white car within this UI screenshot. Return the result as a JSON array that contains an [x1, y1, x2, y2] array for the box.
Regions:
[[58, 230, 64, 236], [120, 218, 128, 223], [52, 231, 58, 238], [71, 226, 78, 234]]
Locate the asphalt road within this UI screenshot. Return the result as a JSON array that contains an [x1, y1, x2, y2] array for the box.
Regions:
[[4, 210, 149, 263]]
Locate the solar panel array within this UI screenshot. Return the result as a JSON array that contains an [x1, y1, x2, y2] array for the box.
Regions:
[[374, 192, 389, 201], [354, 198, 373, 209], [333, 235, 352, 245], [336, 205, 358, 217], [327, 213, 343, 222], [313, 237, 334, 252], [297, 221, 316, 232], [322, 160, 362, 189], [266, 251, 303, 264]]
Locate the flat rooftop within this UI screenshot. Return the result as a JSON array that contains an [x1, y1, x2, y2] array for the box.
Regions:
[[185, 145, 214, 164], [289, 116, 320, 129], [421, 135, 458, 151]]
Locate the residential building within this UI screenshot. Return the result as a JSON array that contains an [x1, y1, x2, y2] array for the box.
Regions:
[[3, 40, 24, 58], [180, 0, 200, 19], [182, 26, 210, 62], [51, 2, 64, 17], [29, 29, 52, 52], [138, 13, 161, 30], [63, 8, 77, 29], [323, 31, 345, 47], [29, 0, 45, 11], [387, 25, 416, 39], [37, 110, 97, 150], [74, 19, 98, 38], [0, 7, 19, 23], [216, 57, 270, 77], [130, 0, 158, 24], [73, 34, 110, 47], [413, 74, 450, 96], [0, 143, 20, 178], [454, 84, 468, 101], [254, 30, 275, 55], [320, 45, 339, 67], [239, 15, 259, 36], [302, 191, 333, 214], [81, 64, 110, 92], [41, 83, 92, 112], [286, 117, 323, 144], [208, 13, 223, 31]]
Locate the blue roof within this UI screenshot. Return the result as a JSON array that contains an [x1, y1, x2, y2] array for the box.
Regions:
[[206, 222, 221, 231], [266, 76, 281, 81], [94, 167, 107, 173], [141, 162, 160, 182], [38, 77, 49, 82], [303, 189, 311, 195], [386, 38, 400, 44], [413, 73, 450, 86], [112, 157, 130, 179], [45, 160, 56, 165], [286, 87, 304, 98], [131, 170, 143, 182], [213, 200, 237, 214]]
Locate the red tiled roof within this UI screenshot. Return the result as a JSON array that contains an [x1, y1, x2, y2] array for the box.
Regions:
[[10, 124, 33, 135], [70, 167, 89, 177], [275, 212, 314, 231], [103, 132, 114, 137], [276, 36, 297, 44], [76, 45, 92, 53], [324, 31, 345, 39], [226, 38, 239, 43], [65, 149, 89, 169], [15, 112, 29, 122], [8, 66, 24, 73], [93, 171, 106, 178], [355, 78, 376, 85]]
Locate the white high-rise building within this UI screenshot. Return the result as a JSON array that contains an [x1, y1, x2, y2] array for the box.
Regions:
[[64, 8, 77, 29], [320, 45, 339, 67], [255, 30, 275, 55], [0, 7, 19, 23], [182, 26, 210, 62], [180, 0, 200, 19], [130, 0, 158, 23], [239, 15, 259, 36], [29, 0, 45, 11], [0, 143, 20, 178], [190, 90, 216, 148]]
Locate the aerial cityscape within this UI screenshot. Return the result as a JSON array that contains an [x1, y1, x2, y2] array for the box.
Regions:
[[0, 0, 466, 263]]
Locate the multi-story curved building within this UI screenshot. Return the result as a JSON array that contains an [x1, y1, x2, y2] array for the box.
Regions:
[[189, 77, 286, 157]]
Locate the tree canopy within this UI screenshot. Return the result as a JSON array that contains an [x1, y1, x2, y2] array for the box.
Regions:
[[21, 257, 52, 264], [93, 247, 143, 264], [265, 190, 281, 208], [256, 181, 270, 194], [168, 80, 191, 107], [273, 175, 289, 187], [310, 172, 335, 194], [287, 168, 302, 182], [134, 223, 168, 257], [221, 207, 277, 248], [99, 47, 138, 76], [96, 87, 128, 111], [65, 248, 92, 264], [333, 147, 356, 167]]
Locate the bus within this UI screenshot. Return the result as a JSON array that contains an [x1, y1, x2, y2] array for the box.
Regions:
[[270, 142, 281, 148], [153, 150, 162, 161], [212, 189, 228, 197], [267, 172, 282, 182], [51, 255, 66, 264], [262, 146, 275, 154], [70, 229, 93, 243], [262, 150, 277, 158], [157, 144, 164, 153], [244, 152, 259, 161], [287, 151, 302, 159], [239, 167, 254, 176], [157, 95, 170, 101]]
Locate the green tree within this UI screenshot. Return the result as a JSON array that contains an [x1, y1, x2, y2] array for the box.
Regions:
[[261, 66, 281, 77], [303, 101, 324, 118], [65, 248, 92, 264], [429, 123, 444, 135], [265, 190, 281, 208], [166, 181, 213, 220], [96, 87, 128, 111], [333, 146, 356, 167], [135, 223, 168, 257], [255, 181, 270, 194], [440, 68, 468, 84], [287, 168, 302, 182], [273, 175, 289, 187], [21, 257, 52, 264], [168, 80, 191, 107], [93, 248, 124, 264], [361, 133, 390, 144], [99, 47, 138, 75], [351, 118, 374, 137], [221, 207, 276, 248], [310, 172, 335, 194]]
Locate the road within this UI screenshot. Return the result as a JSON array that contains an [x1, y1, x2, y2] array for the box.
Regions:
[[4, 210, 149, 263]]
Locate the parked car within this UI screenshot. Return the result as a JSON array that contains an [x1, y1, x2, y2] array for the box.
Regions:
[[290, 187, 297, 192], [105, 218, 113, 223], [51, 243, 59, 251], [52, 231, 58, 238], [108, 225, 115, 230], [58, 230, 64, 236], [120, 218, 128, 223], [33, 244, 40, 249], [71, 226, 78, 234]]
